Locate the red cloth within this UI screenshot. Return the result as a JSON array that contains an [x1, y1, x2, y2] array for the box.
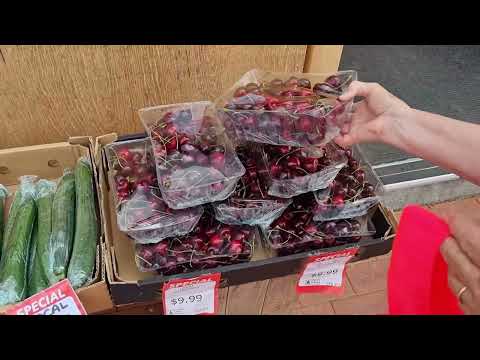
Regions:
[[388, 205, 463, 315]]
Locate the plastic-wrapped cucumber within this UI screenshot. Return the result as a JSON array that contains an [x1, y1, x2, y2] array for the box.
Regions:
[[50, 169, 76, 283], [0, 185, 8, 260], [67, 157, 98, 289], [0, 177, 37, 305], [2, 176, 37, 256], [28, 180, 56, 296]]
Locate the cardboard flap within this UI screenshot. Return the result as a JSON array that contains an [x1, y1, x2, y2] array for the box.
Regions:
[[68, 136, 94, 147]]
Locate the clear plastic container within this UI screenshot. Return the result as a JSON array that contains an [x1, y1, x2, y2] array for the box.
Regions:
[[313, 147, 383, 222], [258, 142, 347, 198], [260, 192, 375, 256], [134, 211, 256, 274], [217, 69, 357, 148], [212, 144, 291, 226], [139, 101, 246, 209], [105, 138, 204, 243]]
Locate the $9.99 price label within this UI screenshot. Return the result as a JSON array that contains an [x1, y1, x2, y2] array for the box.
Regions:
[[163, 273, 221, 315], [297, 248, 358, 294]]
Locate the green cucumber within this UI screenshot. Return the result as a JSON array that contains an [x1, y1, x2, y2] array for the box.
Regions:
[[27, 180, 56, 296], [0, 185, 8, 260], [50, 169, 76, 283], [68, 157, 98, 289], [0, 179, 37, 305]]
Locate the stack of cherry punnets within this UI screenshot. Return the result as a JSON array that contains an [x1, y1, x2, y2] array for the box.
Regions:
[[217, 69, 381, 257], [106, 69, 382, 276], [106, 101, 256, 276]]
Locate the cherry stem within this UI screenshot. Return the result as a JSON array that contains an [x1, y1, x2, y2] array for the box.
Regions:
[[135, 253, 153, 267], [275, 148, 301, 166]]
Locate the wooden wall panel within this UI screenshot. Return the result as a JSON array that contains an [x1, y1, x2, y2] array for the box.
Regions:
[[303, 45, 344, 73], [0, 45, 307, 149]]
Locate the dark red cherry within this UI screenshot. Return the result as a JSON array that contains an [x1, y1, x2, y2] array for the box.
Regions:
[[286, 156, 301, 170], [229, 240, 244, 255], [323, 221, 337, 235], [118, 148, 133, 162], [297, 116, 313, 132], [297, 78, 311, 89], [234, 87, 248, 97], [332, 194, 345, 207], [209, 152, 225, 170], [195, 153, 209, 166], [163, 123, 177, 137], [325, 75, 342, 88], [209, 234, 224, 249], [152, 242, 168, 256]]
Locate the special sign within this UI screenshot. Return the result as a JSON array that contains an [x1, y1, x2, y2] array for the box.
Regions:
[[5, 279, 87, 315]]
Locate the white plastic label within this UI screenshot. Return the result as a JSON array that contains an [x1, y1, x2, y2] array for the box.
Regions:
[[163, 273, 221, 315]]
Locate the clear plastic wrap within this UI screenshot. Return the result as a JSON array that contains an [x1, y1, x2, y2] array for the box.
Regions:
[[106, 138, 204, 243], [212, 144, 291, 226], [0, 176, 37, 305], [217, 69, 357, 148], [260, 193, 375, 257], [135, 209, 255, 274], [313, 147, 382, 221], [139, 101, 245, 209], [50, 168, 76, 283], [259, 142, 347, 198], [28, 180, 56, 296], [0, 184, 8, 259]]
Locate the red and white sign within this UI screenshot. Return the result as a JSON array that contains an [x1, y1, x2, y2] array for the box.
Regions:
[[297, 248, 358, 294], [5, 279, 87, 315], [163, 273, 221, 315]]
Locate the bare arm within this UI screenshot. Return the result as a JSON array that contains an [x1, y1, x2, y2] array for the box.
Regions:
[[335, 81, 480, 186]]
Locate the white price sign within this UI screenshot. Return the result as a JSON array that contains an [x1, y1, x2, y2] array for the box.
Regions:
[[162, 273, 221, 315], [297, 248, 358, 294]]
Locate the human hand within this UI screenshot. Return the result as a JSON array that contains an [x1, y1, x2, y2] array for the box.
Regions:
[[439, 201, 480, 314], [334, 81, 411, 147]]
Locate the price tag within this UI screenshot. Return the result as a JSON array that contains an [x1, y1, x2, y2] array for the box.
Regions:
[[297, 248, 358, 294], [5, 279, 87, 315], [162, 273, 221, 315]]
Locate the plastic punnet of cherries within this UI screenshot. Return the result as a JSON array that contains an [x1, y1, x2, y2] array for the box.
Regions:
[[141, 103, 246, 210], [135, 208, 255, 275], [220, 70, 357, 148]]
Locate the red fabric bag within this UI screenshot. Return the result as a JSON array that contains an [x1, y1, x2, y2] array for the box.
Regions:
[[388, 205, 463, 315]]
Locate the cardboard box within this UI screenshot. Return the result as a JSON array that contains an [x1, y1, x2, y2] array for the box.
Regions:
[[0, 137, 113, 314], [97, 133, 396, 306]]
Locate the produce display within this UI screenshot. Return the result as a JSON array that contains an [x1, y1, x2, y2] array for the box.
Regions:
[[219, 69, 356, 148], [0, 185, 7, 259], [212, 144, 291, 226], [261, 193, 375, 257], [139, 101, 245, 209], [259, 142, 347, 198], [135, 208, 255, 275], [313, 148, 380, 221], [104, 68, 381, 276], [0, 157, 99, 306], [106, 138, 204, 244]]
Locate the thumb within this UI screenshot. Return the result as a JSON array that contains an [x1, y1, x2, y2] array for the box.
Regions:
[[334, 134, 356, 148]]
